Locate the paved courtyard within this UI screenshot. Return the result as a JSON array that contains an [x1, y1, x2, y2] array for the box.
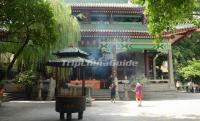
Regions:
[[0, 93, 200, 121]]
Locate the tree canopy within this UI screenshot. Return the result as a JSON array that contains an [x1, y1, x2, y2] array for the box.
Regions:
[[132, 0, 200, 82], [0, 0, 80, 76], [173, 33, 200, 64], [177, 60, 200, 82], [133, 0, 200, 41], [173, 32, 200, 82]]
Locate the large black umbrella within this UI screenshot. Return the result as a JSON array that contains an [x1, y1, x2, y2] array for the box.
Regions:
[[47, 57, 98, 67], [53, 47, 89, 58]]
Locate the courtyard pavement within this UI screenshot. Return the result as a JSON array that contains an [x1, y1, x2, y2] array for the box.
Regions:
[[0, 93, 200, 121]]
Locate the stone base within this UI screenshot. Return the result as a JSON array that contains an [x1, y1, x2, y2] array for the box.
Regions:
[[143, 83, 177, 100], [86, 97, 94, 106]]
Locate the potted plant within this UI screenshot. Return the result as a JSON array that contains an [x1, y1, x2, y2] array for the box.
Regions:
[[15, 71, 37, 99]]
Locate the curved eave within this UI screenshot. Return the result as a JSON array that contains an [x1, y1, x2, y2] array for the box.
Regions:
[[72, 6, 144, 14], [69, 3, 143, 8], [163, 27, 198, 37], [80, 27, 199, 40], [81, 30, 147, 33], [81, 31, 151, 38], [164, 27, 200, 44]]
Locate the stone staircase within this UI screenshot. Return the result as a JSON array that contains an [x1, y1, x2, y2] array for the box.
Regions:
[[143, 83, 177, 100], [5, 92, 27, 101], [4, 83, 27, 101], [4, 82, 177, 101], [91, 89, 111, 100], [91, 83, 177, 101], [4, 83, 23, 92]]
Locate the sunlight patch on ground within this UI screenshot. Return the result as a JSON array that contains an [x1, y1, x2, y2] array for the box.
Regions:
[[97, 100, 200, 120]]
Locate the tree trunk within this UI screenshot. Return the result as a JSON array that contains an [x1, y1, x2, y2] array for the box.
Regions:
[[6, 33, 30, 78]]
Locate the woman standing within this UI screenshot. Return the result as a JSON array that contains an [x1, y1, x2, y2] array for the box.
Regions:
[[135, 82, 143, 107], [109, 83, 116, 103]]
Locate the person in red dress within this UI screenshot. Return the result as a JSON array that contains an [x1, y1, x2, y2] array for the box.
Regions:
[[135, 82, 143, 107]]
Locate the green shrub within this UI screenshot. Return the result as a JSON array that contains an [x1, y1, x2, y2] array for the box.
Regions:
[[15, 71, 38, 87]]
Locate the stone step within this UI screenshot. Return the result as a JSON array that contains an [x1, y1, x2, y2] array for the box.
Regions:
[[92, 95, 111, 100], [4, 83, 25, 92], [143, 83, 177, 100], [91, 89, 110, 96], [5, 92, 27, 101], [144, 88, 176, 92], [143, 92, 178, 100], [91, 89, 111, 100], [91, 83, 177, 100], [143, 84, 176, 92]]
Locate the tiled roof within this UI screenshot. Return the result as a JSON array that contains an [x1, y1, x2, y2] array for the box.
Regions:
[[65, 0, 129, 4], [80, 22, 197, 39], [72, 6, 143, 14], [81, 31, 151, 38], [53, 47, 89, 58], [68, 4, 140, 8], [65, 0, 142, 8], [55, 47, 89, 56]]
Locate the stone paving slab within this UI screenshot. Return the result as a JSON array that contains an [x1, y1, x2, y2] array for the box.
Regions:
[[0, 93, 200, 121]]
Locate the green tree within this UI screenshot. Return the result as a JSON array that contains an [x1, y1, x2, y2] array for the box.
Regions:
[[132, 0, 200, 42], [177, 60, 200, 83], [173, 33, 200, 82], [0, 0, 80, 77], [0, 0, 56, 75], [15, 70, 37, 87], [173, 32, 200, 64]]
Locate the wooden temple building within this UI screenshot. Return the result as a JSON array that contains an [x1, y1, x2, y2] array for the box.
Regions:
[[61, 0, 199, 98], [65, 0, 199, 93], [0, 0, 199, 100]]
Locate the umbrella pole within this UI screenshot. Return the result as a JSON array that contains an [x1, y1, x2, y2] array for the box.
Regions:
[[82, 67, 85, 96], [55, 68, 59, 96]]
